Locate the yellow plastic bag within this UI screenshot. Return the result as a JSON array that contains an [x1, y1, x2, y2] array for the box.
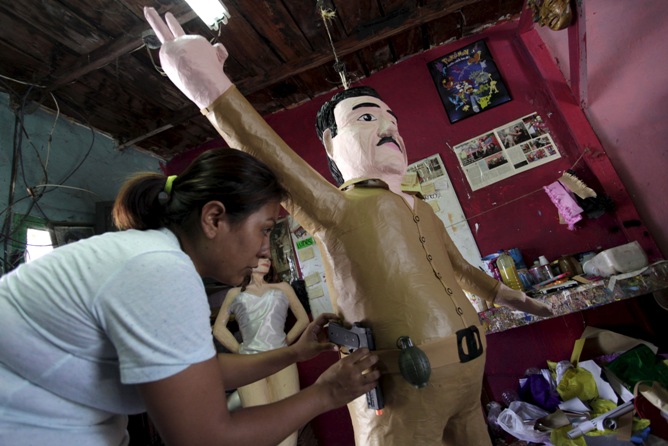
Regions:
[[557, 367, 598, 401]]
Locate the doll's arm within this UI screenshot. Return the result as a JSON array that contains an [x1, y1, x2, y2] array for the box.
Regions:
[[278, 282, 309, 345], [212, 288, 242, 353]]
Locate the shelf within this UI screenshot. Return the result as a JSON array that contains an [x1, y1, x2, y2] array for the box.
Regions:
[[478, 261, 668, 334]]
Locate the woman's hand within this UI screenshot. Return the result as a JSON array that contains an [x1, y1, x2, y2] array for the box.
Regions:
[[314, 348, 380, 409], [290, 313, 339, 362]]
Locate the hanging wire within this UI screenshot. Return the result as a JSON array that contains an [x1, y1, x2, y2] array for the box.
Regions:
[[146, 44, 167, 77], [318, 5, 350, 90]]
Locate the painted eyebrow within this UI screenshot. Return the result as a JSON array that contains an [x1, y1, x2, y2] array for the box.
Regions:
[[351, 102, 398, 121]]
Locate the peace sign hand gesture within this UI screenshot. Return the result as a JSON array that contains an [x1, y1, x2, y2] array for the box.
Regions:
[[144, 7, 232, 109]]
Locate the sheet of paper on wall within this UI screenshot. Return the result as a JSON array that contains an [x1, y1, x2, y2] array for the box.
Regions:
[[304, 272, 321, 287], [309, 296, 333, 319], [307, 285, 325, 299], [401, 171, 422, 195], [453, 112, 561, 191], [299, 246, 315, 261], [289, 217, 334, 317], [421, 182, 436, 195], [408, 154, 485, 272]]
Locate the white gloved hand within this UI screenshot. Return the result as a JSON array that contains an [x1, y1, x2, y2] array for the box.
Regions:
[[144, 7, 232, 109], [493, 283, 553, 317]]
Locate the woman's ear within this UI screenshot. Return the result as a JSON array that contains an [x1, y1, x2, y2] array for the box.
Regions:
[[200, 201, 227, 239]]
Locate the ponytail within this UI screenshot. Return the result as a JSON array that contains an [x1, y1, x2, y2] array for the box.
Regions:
[[113, 149, 288, 231]]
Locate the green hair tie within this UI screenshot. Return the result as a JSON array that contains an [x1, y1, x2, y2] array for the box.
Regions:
[[164, 175, 177, 194]]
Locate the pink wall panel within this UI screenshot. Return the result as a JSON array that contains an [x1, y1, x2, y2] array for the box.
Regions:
[[261, 21, 642, 265], [536, 0, 668, 258]]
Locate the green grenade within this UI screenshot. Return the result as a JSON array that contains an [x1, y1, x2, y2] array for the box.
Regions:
[[397, 336, 431, 388]]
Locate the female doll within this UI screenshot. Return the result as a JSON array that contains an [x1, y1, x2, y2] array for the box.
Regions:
[[213, 258, 309, 446]]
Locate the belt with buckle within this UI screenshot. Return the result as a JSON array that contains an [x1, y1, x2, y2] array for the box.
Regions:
[[375, 325, 486, 375]]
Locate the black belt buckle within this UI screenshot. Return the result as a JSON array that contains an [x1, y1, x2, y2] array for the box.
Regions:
[[456, 325, 483, 363]]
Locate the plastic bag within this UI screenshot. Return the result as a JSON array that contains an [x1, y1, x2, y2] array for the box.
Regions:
[[520, 373, 561, 412], [556, 366, 598, 402], [497, 401, 552, 444]]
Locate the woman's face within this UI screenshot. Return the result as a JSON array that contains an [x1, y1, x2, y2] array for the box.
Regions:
[[212, 201, 281, 286]]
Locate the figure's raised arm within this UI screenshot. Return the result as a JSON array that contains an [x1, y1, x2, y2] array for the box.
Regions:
[[144, 7, 343, 232], [144, 7, 232, 109]]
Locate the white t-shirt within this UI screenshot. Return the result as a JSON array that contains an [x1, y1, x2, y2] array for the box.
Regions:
[[0, 228, 216, 445]]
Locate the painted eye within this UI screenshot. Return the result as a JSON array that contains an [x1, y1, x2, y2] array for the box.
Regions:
[[358, 113, 377, 122]]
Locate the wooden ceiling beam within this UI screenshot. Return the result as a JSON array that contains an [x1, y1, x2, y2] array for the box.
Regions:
[[37, 5, 196, 99], [121, 0, 483, 150], [236, 0, 483, 93]]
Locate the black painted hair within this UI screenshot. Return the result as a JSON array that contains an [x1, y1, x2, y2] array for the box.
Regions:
[[315, 86, 383, 186]]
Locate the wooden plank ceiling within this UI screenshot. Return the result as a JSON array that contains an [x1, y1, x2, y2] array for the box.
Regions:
[[0, 0, 525, 160]]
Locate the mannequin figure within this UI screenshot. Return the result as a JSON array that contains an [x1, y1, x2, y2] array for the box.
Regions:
[[144, 9, 552, 445], [213, 258, 309, 446]]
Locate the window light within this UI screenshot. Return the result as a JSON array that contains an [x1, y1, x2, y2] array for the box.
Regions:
[[184, 0, 231, 30], [25, 228, 53, 262]]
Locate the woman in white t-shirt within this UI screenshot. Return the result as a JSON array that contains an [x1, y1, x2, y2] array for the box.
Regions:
[[0, 148, 379, 446]]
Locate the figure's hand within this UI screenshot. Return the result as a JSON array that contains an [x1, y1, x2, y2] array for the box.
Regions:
[[494, 283, 553, 317], [144, 7, 232, 109], [314, 348, 380, 408], [290, 313, 339, 362]]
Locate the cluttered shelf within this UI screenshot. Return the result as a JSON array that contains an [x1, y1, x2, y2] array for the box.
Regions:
[[478, 260, 668, 334]]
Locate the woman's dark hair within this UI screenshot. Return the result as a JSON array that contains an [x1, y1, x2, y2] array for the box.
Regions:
[[315, 86, 383, 186], [113, 149, 288, 231], [239, 260, 280, 291]]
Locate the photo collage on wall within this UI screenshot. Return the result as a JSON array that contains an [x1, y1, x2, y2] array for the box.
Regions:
[[453, 113, 561, 191]]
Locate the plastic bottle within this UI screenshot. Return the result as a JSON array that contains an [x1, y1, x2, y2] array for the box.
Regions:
[[496, 252, 524, 291], [485, 401, 504, 438]]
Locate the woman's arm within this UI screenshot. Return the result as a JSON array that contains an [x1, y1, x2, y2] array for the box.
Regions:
[[212, 288, 241, 353], [139, 346, 379, 446], [277, 282, 309, 345], [217, 313, 333, 389]]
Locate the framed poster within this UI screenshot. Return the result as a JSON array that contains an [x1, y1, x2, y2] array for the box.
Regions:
[[428, 39, 512, 123]]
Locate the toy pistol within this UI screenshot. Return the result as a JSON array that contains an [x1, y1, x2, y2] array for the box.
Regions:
[[566, 399, 634, 439], [327, 321, 385, 415]]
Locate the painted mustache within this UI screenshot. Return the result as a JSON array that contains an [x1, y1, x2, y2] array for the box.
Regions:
[[377, 136, 399, 148]]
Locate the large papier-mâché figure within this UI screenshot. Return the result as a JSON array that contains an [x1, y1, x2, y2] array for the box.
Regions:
[[145, 9, 552, 445]]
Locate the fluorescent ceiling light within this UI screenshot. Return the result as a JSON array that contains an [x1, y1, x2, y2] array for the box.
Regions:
[[184, 0, 231, 30]]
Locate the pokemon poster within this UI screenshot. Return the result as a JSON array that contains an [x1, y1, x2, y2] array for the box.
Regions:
[[428, 40, 512, 124]]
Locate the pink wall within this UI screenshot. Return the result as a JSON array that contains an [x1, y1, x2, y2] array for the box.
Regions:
[[536, 0, 668, 257], [169, 15, 662, 265], [260, 21, 655, 265]]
